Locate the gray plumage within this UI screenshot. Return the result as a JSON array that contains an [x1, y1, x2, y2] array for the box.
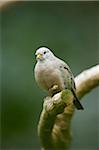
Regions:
[[34, 47, 84, 110]]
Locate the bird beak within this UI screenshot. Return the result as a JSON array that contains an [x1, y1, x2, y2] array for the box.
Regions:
[[36, 53, 43, 60]]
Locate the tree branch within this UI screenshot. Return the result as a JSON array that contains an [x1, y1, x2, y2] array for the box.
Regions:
[[38, 64, 99, 150], [75, 64, 99, 99]]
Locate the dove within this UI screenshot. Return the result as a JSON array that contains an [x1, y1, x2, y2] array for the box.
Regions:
[[34, 47, 84, 110]]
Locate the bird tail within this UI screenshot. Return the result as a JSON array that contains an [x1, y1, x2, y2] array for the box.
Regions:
[[73, 98, 84, 110], [71, 89, 84, 110]]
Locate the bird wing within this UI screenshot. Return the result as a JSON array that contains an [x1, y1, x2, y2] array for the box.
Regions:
[[55, 58, 75, 90], [55, 58, 84, 110]]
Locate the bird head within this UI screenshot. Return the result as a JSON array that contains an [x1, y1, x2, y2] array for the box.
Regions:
[[35, 47, 55, 61]]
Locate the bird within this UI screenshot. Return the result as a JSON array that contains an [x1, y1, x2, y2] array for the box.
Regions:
[[34, 46, 84, 110]]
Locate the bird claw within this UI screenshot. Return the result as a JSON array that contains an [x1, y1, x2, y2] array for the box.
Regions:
[[52, 85, 58, 90], [48, 85, 59, 97]]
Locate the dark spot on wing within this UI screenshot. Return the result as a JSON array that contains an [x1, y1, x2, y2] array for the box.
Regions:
[[71, 77, 76, 89], [60, 66, 62, 68], [64, 82, 67, 88], [64, 66, 69, 70], [60, 66, 69, 71]]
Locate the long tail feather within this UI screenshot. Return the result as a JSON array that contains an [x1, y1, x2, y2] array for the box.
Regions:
[[71, 89, 84, 110]]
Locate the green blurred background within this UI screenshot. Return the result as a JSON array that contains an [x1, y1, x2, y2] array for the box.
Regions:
[[1, 1, 99, 150]]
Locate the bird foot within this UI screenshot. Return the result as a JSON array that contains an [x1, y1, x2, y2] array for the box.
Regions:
[[52, 85, 58, 90], [49, 85, 60, 97]]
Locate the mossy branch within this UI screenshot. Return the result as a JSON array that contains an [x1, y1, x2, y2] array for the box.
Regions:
[[38, 64, 99, 150]]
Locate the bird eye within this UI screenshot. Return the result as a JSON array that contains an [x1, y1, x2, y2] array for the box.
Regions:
[[44, 51, 47, 54]]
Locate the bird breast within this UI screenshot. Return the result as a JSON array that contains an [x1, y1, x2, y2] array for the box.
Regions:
[[34, 62, 64, 91]]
